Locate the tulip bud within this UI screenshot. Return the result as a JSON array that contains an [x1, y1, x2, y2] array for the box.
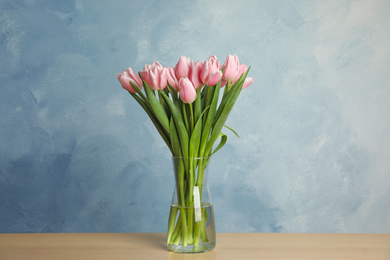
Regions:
[[175, 56, 191, 79], [231, 63, 255, 88], [201, 55, 222, 86], [232, 64, 248, 84], [188, 61, 204, 90], [116, 67, 143, 93], [166, 67, 180, 91], [139, 61, 168, 90], [208, 55, 221, 69], [242, 77, 255, 89], [179, 78, 197, 104], [222, 54, 240, 84]]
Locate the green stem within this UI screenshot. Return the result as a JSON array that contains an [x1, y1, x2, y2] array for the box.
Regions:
[[182, 103, 190, 134], [195, 89, 202, 123], [167, 206, 178, 244], [201, 207, 209, 242], [173, 226, 182, 245], [169, 214, 182, 244], [158, 91, 163, 106], [187, 158, 194, 243], [194, 221, 201, 247], [189, 103, 194, 133], [179, 208, 188, 246], [187, 207, 194, 244]]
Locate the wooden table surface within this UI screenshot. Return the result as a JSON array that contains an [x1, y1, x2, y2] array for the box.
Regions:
[[0, 233, 389, 260]]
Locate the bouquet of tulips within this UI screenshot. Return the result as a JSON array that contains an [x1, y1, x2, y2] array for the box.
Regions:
[[117, 54, 254, 248]]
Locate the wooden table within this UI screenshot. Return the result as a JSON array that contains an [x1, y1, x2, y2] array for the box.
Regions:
[[0, 233, 389, 259]]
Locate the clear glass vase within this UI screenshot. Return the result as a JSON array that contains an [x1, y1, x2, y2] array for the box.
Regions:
[[167, 157, 216, 253]]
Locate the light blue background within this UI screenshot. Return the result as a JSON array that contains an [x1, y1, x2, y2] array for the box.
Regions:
[[1, 0, 389, 233]]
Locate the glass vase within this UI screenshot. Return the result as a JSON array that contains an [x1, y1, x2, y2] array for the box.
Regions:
[[167, 156, 216, 253]]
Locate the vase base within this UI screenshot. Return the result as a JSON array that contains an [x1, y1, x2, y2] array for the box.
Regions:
[[168, 242, 216, 253]]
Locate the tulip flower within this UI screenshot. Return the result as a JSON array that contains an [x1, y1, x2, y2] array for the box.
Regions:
[[234, 64, 248, 83], [208, 55, 221, 69], [222, 54, 240, 84], [201, 55, 222, 86], [232, 63, 255, 89], [116, 67, 143, 93], [179, 78, 197, 103], [139, 61, 168, 90], [242, 77, 255, 89], [188, 61, 204, 90], [175, 56, 191, 79], [143, 61, 161, 71], [167, 67, 180, 91]]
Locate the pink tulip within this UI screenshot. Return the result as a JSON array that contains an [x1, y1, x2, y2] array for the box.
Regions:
[[201, 55, 222, 86], [143, 61, 161, 71], [166, 67, 180, 91], [139, 61, 168, 90], [233, 63, 255, 89], [175, 56, 191, 79], [179, 78, 197, 103], [242, 77, 255, 89], [188, 60, 204, 90], [116, 67, 143, 93], [231, 64, 248, 84], [220, 79, 227, 88], [222, 54, 240, 84], [208, 55, 221, 68]]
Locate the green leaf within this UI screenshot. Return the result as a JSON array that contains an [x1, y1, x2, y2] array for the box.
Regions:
[[199, 82, 221, 157], [204, 68, 250, 156], [182, 103, 190, 134], [224, 124, 240, 138], [189, 113, 203, 158], [202, 85, 215, 126], [159, 91, 171, 119], [194, 89, 202, 124], [213, 73, 247, 125], [130, 81, 148, 102], [130, 92, 173, 153], [211, 133, 227, 156], [160, 91, 189, 158], [166, 83, 180, 109], [169, 117, 182, 157], [143, 82, 170, 133]]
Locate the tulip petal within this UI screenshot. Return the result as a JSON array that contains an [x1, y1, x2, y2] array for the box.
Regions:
[[242, 77, 255, 89], [179, 78, 197, 103], [175, 56, 191, 79], [207, 71, 222, 86], [222, 54, 240, 84]]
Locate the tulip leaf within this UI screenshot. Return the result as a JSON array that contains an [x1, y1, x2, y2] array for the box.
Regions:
[[130, 81, 148, 102], [160, 91, 189, 158], [224, 124, 240, 138], [166, 83, 180, 109], [204, 69, 250, 156], [159, 91, 171, 119], [199, 81, 221, 157], [189, 112, 203, 158], [210, 133, 227, 156], [203, 85, 215, 125], [194, 89, 202, 123], [169, 117, 182, 157], [201, 86, 208, 112], [182, 103, 190, 134], [130, 92, 173, 154], [143, 82, 170, 134], [170, 118, 186, 206], [214, 68, 250, 124]]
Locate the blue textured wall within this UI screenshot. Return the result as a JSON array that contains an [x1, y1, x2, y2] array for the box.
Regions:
[[1, 0, 389, 233]]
